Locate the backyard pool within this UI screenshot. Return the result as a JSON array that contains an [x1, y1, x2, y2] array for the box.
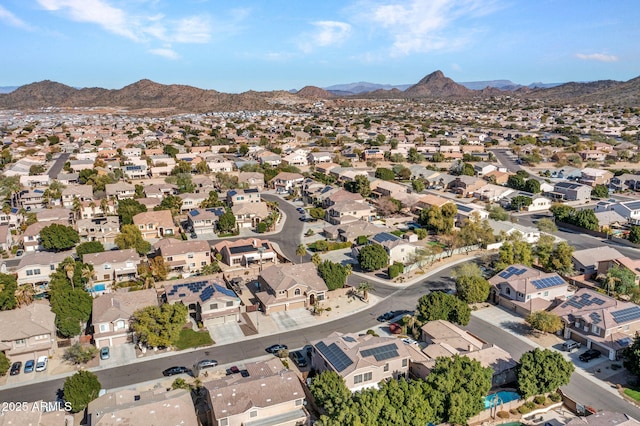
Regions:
[[484, 391, 521, 409]]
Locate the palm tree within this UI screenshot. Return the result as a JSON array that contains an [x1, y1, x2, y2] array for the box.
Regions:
[[65, 262, 76, 289], [296, 244, 307, 264], [356, 281, 374, 302], [100, 198, 109, 216], [403, 314, 420, 339], [311, 253, 322, 266], [71, 196, 82, 220], [81, 264, 94, 291], [15, 284, 35, 307], [597, 273, 621, 296]]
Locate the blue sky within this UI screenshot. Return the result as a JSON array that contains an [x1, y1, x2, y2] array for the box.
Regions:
[[0, 0, 638, 92]]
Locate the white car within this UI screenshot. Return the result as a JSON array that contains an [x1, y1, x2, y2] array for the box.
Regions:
[[35, 356, 48, 372], [402, 338, 418, 345]]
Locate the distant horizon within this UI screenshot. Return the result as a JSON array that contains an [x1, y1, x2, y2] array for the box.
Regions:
[[0, 1, 637, 93]]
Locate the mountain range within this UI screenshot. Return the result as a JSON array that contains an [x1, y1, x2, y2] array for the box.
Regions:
[[0, 70, 638, 113]]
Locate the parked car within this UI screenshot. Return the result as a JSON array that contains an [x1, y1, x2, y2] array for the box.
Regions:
[[296, 207, 305, 214], [35, 356, 48, 372], [227, 366, 240, 375], [562, 340, 581, 352], [196, 359, 218, 370], [290, 351, 308, 367], [376, 310, 411, 322], [10, 361, 21, 376], [24, 359, 35, 373], [162, 366, 190, 376], [266, 344, 288, 354], [579, 349, 601, 362], [402, 337, 418, 345], [100, 347, 110, 360], [240, 369, 250, 377]]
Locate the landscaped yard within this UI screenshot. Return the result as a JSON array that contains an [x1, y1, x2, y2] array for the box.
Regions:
[[624, 387, 640, 402], [175, 328, 213, 350]]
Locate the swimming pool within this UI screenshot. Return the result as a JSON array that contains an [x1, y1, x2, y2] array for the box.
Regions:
[[484, 391, 521, 409]]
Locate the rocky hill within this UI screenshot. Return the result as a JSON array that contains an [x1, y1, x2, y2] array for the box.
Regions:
[[403, 70, 473, 98], [296, 86, 334, 99]]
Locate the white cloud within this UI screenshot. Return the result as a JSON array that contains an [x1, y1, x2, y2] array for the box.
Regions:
[[299, 20, 352, 53], [576, 53, 618, 62], [149, 47, 179, 60], [361, 0, 499, 55], [0, 5, 33, 30], [172, 16, 211, 43]]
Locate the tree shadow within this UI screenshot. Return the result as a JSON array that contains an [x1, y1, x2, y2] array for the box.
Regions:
[[500, 320, 534, 336]]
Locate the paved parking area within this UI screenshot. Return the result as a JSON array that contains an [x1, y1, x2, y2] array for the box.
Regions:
[[271, 309, 317, 331], [100, 343, 136, 367], [207, 321, 245, 345]]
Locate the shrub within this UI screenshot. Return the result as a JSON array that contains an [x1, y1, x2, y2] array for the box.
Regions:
[[549, 393, 562, 403], [518, 405, 532, 415], [524, 401, 536, 409], [256, 222, 267, 233], [497, 411, 510, 419], [389, 263, 401, 278], [534, 395, 546, 405]]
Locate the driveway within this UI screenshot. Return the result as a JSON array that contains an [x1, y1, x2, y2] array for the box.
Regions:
[[207, 322, 244, 345]]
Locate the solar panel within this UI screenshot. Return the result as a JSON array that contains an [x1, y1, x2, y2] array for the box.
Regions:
[[316, 342, 353, 372], [214, 283, 237, 298], [190, 210, 200, 217], [612, 306, 640, 324], [372, 233, 400, 244], [342, 336, 356, 343], [589, 312, 601, 324], [617, 337, 633, 347], [593, 298, 605, 305], [360, 343, 399, 362], [531, 275, 564, 289], [499, 266, 518, 279], [515, 268, 528, 276]]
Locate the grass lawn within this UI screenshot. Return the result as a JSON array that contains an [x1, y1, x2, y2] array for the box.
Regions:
[[624, 388, 640, 402], [175, 329, 213, 351]]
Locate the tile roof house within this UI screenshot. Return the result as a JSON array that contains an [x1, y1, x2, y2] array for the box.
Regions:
[[232, 201, 270, 230], [204, 359, 308, 426], [310, 331, 413, 392], [226, 188, 261, 206], [87, 388, 198, 426], [320, 188, 364, 209], [488, 264, 571, 315], [256, 263, 328, 315], [447, 175, 488, 196], [92, 289, 158, 347], [325, 200, 374, 225], [323, 220, 390, 242], [0, 302, 57, 361], [269, 172, 305, 193], [213, 238, 277, 267], [571, 246, 624, 276], [132, 210, 178, 240], [16, 251, 69, 287], [153, 238, 211, 276], [187, 208, 223, 234], [551, 288, 640, 360], [238, 171, 265, 191], [105, 182, 135, 200], [163, 276, 241, 326], [579, 167, 614, 187], [551, 181, 592, 202], [77, 216, 120, 245], [83, 249, 142, 292]]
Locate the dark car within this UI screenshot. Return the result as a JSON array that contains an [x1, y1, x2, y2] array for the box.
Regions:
[[24, 359, 35, 373], [162, 366, 191, 376], [579, 349, 601, 362], [376, 310, 411, 322], [227, 366, 240, 375], [296, 207, 305, 214], [240, 369, 250, 377], [10, 362, 21, 376], [266, 344, 288, 354], [290, 351, 308, 368], [196, 359, 218, 370]]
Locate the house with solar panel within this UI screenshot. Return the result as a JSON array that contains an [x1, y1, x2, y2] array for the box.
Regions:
[[361, 232, 420, 265], [550, 288, 640, 360], [488, 265, 571, 315], [187, 208, 224, 235], [164, 277, 242, 327], [123, 163, 148, 179], [309, 331, 416, 392]]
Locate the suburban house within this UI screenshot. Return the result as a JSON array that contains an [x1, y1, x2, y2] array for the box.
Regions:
[[269, 172, 305, 193], [61, 184, 94, 209], [308, 151, 334, 164], [473, 162, 498, 176], [123, 163, 148, 179], [320, 188, 364, 209], [447, 176, 487, 196], [238, 171, 265, 190], [164, 277, 241, 326], [500, 192, 552, 212], [579, 167, 614, 187], [310, 331, 413, 392], [598, 200, 640, 225], [105, 182, 136, 200], [571, 246, 624, 277], [204, 359, 308, 426], [16, 251, 69, 287], [77, 216, 120, 245], [551, 288, 640, 360], [282, 150, 309, 167], [487, 219, 541, 244], [325, 201, 374, 225], [0, 224, 12, 251], [232, 201, 270, 229], [226, 188, 261, 206], [92, 289, 158, 347], [132, 210, 178, 240], [323, 220, 390, 242], [256, 263, 328, 314], [550, 182, 592, 202], [454, 203, 490, 226], [0, 302, 57, 362], [178, 192, 207, 213], [488, 264, 571, 315], [213, 238, 277, 267], [21, 220, 68, 253], [82, 249, 142, 293], [256, 151, 282, 166], [153, 238, 211, 276], [87, 388, 198, 426], [187, 208, 223, 235], [13, 188, 47, 211]]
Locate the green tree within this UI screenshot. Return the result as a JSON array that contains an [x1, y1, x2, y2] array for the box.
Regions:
[[630, 226, 640, 244], [0, 175, 20, 200], [455, 275, 490, 303], [131, 303, 188, 349], [155, 195, 183, 216], [63, 370, 102, 413], [317, 260, 349, 290], [535, 234, 555, 269], [0, 273, 17, 311], [407, 147, 424, 163], [171, 160, 192, 175], [526, 311, 563, 334], [510, 195, 532, 211], [550, 203, 576, 222], [40, 224, 79, 252], [200, 191, 223, 208], [517, 348, 574, 398], [549, 241, 574, 275], [460, 162, 475, 176], [426, 355, 493, 425], [115, 224, 151, 255], [296, 244, 307, 263], [117, 198, 147, 225], [496, 241, 533, 270], [217, 210, 236, 233], [49, 259, 92, 337], [602, 265, 635, 295], [591, 184, 609, 199], [75, 241, 105, 258], [375, 168, 395, 181], [356, 281, 374, 301], [411, 179, 425, 193], [574, 209, 599, 231], [488, 205, 509, 221], [308, 207, 326, 220], [0, 352, 9, 376], [309, 371, 351, 417], [416, 292, 471, 326], [507, 174, 525, 190], [536, 218, 558, 233], [357, 244, 389, 271], [524, 179, 541, 194], [63, 343, 99, 364], [418, 204, 456, 234], [624, 334, 640, 377], [352, 175, 371, 197], [175, 173, 195, 193]]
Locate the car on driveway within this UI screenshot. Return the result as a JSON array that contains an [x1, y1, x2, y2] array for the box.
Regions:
[[227, 366, 240, 375], [266, 344, 288, 354], [296, 207, 305, 214], [290, 351, 308, 367], [562, 340, 581, 352], [100, 347, 110, 360], [579, 349, 601, 362], [10, 362, 21, 376], [24, 359, 35, 373], [35, 356, 48, 372], [162, 366, 191, 376]]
